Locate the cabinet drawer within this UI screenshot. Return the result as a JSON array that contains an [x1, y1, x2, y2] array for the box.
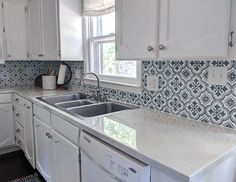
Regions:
[[0, 94, 12, 103], [33, 104, 50, 126], [14, 104, 24, 127], [15, 122, 24, 140], [52, 114, 79, 144]]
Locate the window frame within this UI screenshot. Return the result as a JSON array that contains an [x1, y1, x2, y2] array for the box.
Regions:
[[83, 15, 142, 92]]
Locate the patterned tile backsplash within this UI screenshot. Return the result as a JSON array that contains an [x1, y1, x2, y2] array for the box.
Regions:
[[1, 60, 236, 129]]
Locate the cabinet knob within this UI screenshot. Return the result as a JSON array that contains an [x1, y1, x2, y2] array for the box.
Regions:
[[15, 98, 19, 103], [147, 46, 154, 52], [8, 54, 11, 58], [17, 140, 22, 145], [159, 44, 166, 50], [16, 129, 20, 133], [16, 113, 20, 117], [38, 54, 44, 57]]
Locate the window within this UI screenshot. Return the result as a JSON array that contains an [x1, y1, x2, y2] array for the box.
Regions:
[[84, 12, 141, 87]]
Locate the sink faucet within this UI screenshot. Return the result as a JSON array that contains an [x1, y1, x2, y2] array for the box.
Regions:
[[80, 72, 102, 101]]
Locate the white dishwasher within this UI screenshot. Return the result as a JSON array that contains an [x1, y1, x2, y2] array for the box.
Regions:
[[80, 131, 150, 182]]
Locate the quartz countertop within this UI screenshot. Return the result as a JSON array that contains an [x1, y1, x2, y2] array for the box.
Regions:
[[1, 87, 236, 180]]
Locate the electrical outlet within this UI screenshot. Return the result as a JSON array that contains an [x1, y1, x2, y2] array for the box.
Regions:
[[146, 76, 159, 91], [208, 66, 228, 85]]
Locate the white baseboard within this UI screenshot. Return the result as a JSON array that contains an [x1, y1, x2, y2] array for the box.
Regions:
[[0, 145, 20, 155]]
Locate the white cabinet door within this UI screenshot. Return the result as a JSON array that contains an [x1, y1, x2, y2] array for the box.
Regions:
[[52, 130, 80, 182], [3, 0, 28, 60], [28, 0, 43, 60], [58, 0, 83, 61], [41, 0, 59, 60], [159, 0, 231, 59], [34, 117, 52, 182], [23, 101, 35, 168], [115, 0, 158, 60], [229, 0, 236, 58], [0, 104, 14, 148]]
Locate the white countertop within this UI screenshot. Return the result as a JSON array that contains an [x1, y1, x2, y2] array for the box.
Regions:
[[2, 87, 236, 180]]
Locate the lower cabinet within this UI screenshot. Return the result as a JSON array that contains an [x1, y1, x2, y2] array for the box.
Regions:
[[33, 104, 80, 182], [13, 94, 35, 168], [0, 103, 15, 148], [34, 117, 52, 182], [52, 130, 80, 182]]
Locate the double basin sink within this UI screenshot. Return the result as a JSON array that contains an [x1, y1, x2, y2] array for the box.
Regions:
[[37, 93, 136, 119]]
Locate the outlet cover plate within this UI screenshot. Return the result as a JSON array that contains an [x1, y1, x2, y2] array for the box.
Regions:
[[146, 76, 159, 91], [208, 66, 228, 85]]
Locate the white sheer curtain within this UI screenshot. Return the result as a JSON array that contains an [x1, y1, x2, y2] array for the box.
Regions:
[[82, 0, 115, 16]]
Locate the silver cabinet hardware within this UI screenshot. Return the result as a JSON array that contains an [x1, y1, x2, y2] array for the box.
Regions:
[[17, 140, 22, 145], [16, 113, 20, 117], [46, 132, 53, 140], [35, 124, 40, 128], [8, 54, 11, 58], [38, 54, 44, 57], [159, 44, 166, 50], [27, 106, 31, 109], [16, 129, 20, 133], [147, 46, 154, 52], [15, 98, 19, 102], [229, 31, 234, 47]]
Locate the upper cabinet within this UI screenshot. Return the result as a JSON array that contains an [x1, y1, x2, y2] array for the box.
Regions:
[[116, 0, 231, 60], [28, 0, 59, 60], [229, 0, 236, 58], [3, 0, 28, 60], [159, 0, 231, 59], [115, 0, 158, 60], [28, 0, 83, 61], [58, 0, 83, 60]]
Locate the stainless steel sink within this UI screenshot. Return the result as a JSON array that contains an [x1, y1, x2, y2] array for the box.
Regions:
[[37, 93, 90, 105], [37, 93, 138, 119], [55, 99, 97, 109], [67, 102, 134, 118]]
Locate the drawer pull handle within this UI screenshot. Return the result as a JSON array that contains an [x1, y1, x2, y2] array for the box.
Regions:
[[17, 140, 22, 145], [16, 113, 20, 117], [46, 132, 53, 140], [16, 129, 20, 133]]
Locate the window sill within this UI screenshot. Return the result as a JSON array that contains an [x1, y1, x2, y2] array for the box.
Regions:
[[83, 78, 142, 94]]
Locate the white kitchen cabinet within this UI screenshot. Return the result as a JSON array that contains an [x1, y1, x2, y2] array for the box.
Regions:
[[159, 0, 231, 59], [115, 0, 158, 60], [0, 103, 14, 148], [52, 130, 80, 182], [28, 0, 43, 60], [41, 0, 59, 60], [28, 0, 83, 61], [14, 94, 35, 168], [58, 0, 83, 60], [229, 0, 236, 58], [3, 0, 28, 60], [34, 117, 52, 182], [28, 0, 59, 60], [23, 100, 35, 168]]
